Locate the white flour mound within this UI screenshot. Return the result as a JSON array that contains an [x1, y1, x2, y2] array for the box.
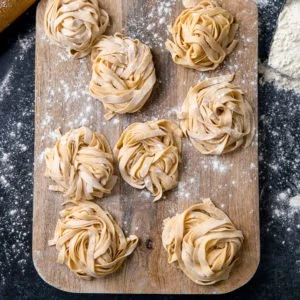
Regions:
[[269, 0, 300, 79], [260, 0, 300, 94], [290, 195, 300, 208]]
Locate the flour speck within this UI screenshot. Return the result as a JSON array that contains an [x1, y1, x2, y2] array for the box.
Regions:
[[0, 28, 34, 282], [254, 0, 269, 7], [127, 0, 176, 49]]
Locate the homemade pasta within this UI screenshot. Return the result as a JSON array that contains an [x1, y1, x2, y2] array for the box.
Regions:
[[44, 0, 109, 58], [162, 199, 244, 285], [89, 33, 156, 120], [114, 120, 182, 201], [49, 201, 138, 279], [45, 127, 117, 201], [166, 0, 238, 71], [179, 74, 255, 155]]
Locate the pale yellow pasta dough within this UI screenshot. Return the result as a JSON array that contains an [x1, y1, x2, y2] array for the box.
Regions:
[[114, 120, 182, 201], [44, 0, 109, 58], [166, 0, 238, 71], [179, 74, 255, 155], [49, 201, 138, 280], [89, 33, 156, 120], [45, 127, 117, 201], [162, 199, 244, 285]]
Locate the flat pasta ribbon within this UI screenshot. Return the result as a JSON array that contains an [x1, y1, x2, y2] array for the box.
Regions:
[[162, 199, 244, 285], [179, 74, 255, 155], [45, 127, 117, 201], [166, 0, 238, 71], [114, 120, 182, 201], [49, 201, 138, 280], [44, 0, 109, 58], [89, 33, 156, 120]]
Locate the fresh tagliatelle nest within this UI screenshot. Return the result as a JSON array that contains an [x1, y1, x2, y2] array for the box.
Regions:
[[179, 74, 255, 155], [89, 33, 156, 120], [44, 0, 109, 58], [45, 127, 117, 201], [166, 0, 238, 71], [162, 199, 244, 285], [114, 120, 182, 201], [49, 201, 138, 280]]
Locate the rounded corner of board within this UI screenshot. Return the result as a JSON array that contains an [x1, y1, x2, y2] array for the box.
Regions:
[[32, 253, 77, 294], [221, 258, 260, 294]]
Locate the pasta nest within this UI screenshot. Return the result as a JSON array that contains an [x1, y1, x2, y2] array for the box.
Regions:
[[114, 120, 182, 201], [89, 33, 156, 120], [166, 0, 238, 71], [49, 201, 138, 279], [44, 0, 109, 58], [45, 127, 117, 201], [162, 199, 244, 285], [179, 74, 255, 155]]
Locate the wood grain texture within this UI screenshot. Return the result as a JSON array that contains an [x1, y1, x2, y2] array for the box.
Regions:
[[0, 0, 37, 32], [33, 0, 259, 294]]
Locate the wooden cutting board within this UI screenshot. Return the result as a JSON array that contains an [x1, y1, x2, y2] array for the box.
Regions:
[[33, 0, 259, 294]]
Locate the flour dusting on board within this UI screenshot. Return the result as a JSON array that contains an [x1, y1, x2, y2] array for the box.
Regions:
[[126, 0, 176, 49], [1, 0, 299, 291], [36, 0, 259, 211]]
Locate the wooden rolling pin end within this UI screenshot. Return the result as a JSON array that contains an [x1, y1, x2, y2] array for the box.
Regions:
[[0, 0, 37, 32]]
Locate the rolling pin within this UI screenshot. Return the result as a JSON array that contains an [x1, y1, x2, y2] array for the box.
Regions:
[[0, 0, 37, 32]]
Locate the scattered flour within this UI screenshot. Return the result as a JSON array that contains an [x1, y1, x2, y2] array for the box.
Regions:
[[259, 62, 300, 95], [127, 0, 176, 49], [0, 0, 297, 286], [290, 195, 300, 208], [254, 0, 270, 7], [272, 189, 300, 227], [0, 29, 35, 284], [0, 68, 13, 102], [0, 31, 34, 102], [17, 32, 35, 60], [211, 157, 231, 173]]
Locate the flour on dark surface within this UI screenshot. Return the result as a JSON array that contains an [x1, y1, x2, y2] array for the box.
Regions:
[[258, 0, 300, 280], [259, 0, 300, 95], [255, 0, 270, 7], [0, 20, 34, 290]]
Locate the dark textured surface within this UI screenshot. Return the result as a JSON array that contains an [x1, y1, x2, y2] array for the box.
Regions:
[[0, 1, 299, 299]]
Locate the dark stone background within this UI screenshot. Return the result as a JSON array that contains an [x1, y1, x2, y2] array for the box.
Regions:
[[0, 1, 299, 299]]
